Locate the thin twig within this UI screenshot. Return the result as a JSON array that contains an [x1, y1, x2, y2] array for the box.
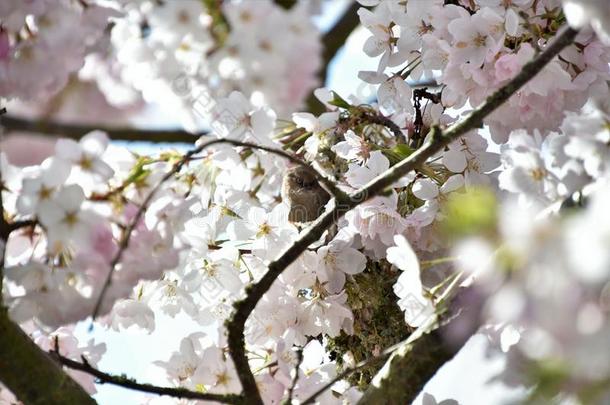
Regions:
[[362, 112, 407, 144], [283, 347, 304, 404], [205, 139, 347, 199], [224, 26, 579, 403], [91, 137, 343, 319], [301, 345, 395, 405], [49, 350, 243, 404], [7, 219, 37, 235], [274, 0, 297, 9], [0, 115, 203, 143], [0, 165, 6, 300], [91, 151, 194, 319]]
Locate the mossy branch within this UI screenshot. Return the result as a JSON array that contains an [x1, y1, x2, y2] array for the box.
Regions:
[[224, 25, 579, 403], [0, 24, 579, 405], [0, 310, 96, 405]]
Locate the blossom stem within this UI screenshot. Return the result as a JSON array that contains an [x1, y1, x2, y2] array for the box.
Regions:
[[283, 347, 304, 404], [420, 256, 458, 269]]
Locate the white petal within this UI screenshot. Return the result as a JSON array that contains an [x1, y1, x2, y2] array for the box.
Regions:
[[292, 112, 317, 132], [80, 130, 109, 156], [55, 139, 82, 161], [412, 178, 439, 200], [443, 149, 468, 173], [387, 235, 420, 273]]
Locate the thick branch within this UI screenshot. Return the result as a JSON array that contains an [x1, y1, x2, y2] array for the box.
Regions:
[[274, 0, 297, 9], [301, 283, 472, 405], [225, 25, 579, 403], [358, 331, 465, 404], [0, 164, 94, 404], [51, 351, 242, 404], [357, 290, 478, 404], [0, 115, 202, 143], [305, 2, 361, 114], [0, 310, 96, 405]]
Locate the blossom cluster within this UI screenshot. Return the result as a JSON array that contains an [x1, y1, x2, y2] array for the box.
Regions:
[[1, 0, 320, 128], [0, 0, 118, 100], [102, 0, 321, 127], [454, 178, 610, 399], [0, 0, 609, 404], [2, 130, 186, 327], [357, 0, 610, 142]]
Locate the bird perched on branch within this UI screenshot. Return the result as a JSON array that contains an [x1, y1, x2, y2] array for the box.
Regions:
[[281, 165, 330, 223]]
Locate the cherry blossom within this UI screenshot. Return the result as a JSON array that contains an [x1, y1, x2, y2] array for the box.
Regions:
[[1, 1, 610, 403], [15, 157, 71, 217], [315, 239, 367, 293], [387, 235, 434, 327], [498, 130, 561, 206], [55, 131, 114, 181], [331, 130, 370, 162]]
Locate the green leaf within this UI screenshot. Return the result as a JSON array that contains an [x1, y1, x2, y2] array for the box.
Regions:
[[382, 144, 414, 165], [220, 206, 242, 219], [124, 156, 154, 186], [328, 91, 352, 109]]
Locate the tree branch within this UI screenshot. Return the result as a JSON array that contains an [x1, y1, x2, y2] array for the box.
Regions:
[[361, 111, 407, 144], [0, 168, 7, 304], [92, 137, 345, 320], [0, 164, 94, 404], [282, 347, 304, 405], [224, 25, 579, 403], [300, 271, 470, 404], [302, 340, 397, 405], [305, 2, 361, 115], [357, 288, 478, 404], [50, 351, 243, 404], [0, 115, 202, 143], [0, 310, 97, 405], [91, 151, 194, 319], [274, 0, 297, 9], [208, 139, 347, 199]]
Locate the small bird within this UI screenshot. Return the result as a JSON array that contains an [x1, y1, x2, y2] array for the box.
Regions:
[[281, 165, 330, 223]]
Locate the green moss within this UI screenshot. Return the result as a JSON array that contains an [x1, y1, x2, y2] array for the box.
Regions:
[[326, 260, 412, 390]]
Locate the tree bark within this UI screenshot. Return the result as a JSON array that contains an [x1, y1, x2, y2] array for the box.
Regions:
[[358, 307, 479, 404], [0, 310, 96, 405]]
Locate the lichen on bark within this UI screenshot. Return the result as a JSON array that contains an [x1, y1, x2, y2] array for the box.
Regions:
[[326, 260, 412, 390]]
